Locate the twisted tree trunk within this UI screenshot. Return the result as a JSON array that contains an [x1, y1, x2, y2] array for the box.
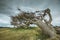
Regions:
[[28, 8, 59, 39], [43, 8, 56, 33], [33, 20, 59, 40]]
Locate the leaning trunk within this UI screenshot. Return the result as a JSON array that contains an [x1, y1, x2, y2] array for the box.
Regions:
[[34, 20, 59, 40]]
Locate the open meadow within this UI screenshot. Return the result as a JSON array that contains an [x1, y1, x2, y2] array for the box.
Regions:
[[0, 27, 43, 40]]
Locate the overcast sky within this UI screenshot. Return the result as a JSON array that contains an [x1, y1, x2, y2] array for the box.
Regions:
[[0, 0, 60, 27]]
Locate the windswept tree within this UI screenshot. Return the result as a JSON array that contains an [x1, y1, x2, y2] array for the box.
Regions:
[[10, 8, 59, 40]]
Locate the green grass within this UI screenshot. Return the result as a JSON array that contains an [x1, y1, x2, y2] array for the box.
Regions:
[[0, 27, 51, 40]]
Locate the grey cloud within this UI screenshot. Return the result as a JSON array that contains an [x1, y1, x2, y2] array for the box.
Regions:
[[0, 0, 19, 15], [0, 0, 60, 15], [0, 0, 60, 26]]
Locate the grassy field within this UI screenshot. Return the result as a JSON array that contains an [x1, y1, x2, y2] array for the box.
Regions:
[[0, 27, 44, 40]]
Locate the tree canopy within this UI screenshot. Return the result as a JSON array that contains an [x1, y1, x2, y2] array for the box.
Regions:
[[10, 8, 52, 28]]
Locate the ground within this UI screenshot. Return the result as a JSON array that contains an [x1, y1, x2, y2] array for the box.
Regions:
[[0, 27, 42, 40], [0, 27, 60, 40]]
